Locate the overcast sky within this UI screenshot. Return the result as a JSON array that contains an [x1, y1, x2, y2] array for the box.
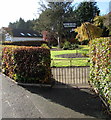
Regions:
[[0, 0, 110, 28]]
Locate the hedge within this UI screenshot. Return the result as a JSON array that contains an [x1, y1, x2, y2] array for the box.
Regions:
[[2, 40, 48, 47], [2, 46, 51, 84], [90, 37, 111, 112]]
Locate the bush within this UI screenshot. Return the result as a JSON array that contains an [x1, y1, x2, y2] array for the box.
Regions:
[[80, 40, 89, 45], [90, 37, 111, 112], [2, 41, 48, 47], [62, 41, 70, 50], [70, 44, 79, 50], [41, 44, 50, 49], [2, 46, 51, 84], [62, 41, 79, 50]]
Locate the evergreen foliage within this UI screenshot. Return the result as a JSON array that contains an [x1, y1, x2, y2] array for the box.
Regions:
[[8, 18, 35, 30], [75, 2, 100, 24], [93, 15, 109, 37], [90, 37, 111, 112], [62, 41, 79, 50]]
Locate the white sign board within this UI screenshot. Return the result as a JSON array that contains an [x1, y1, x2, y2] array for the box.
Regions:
[[63, 23, 76, 28]]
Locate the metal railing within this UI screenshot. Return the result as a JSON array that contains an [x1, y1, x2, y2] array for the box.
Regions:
[[51, 58, 90, 67], [51, 66, 90, 86]]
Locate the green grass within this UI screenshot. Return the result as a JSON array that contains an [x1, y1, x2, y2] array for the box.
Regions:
[[51, 45, 90, 67], [51, 58, 90, 67], [51, 45, 89, 59]]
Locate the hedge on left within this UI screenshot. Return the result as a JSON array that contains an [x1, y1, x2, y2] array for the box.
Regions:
[[2, 46, 51, 84]]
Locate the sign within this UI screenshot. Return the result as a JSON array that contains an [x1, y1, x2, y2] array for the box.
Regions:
[[63, 23, 76, 28]]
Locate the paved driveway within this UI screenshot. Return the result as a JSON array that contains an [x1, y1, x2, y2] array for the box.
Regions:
[[1, 73, 110, 119]]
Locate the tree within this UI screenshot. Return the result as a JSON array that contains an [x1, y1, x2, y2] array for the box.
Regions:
[[34, 2, 75, 47], [25, 20, 35, 30], [103, 12, 111, 35], [93, 16, 105, 28], [8, 22, 17, 29], [9, 18, 25, 29], [33, 9, 52, 32], [93, 15, 109, 37], [75, 2, 100, 25], [74, 22, 102, 42], [8, 18, 35, 30], [16, 18, 26, 29]]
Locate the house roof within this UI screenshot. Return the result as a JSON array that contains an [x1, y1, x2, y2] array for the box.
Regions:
[[10, 29, 42, 38]]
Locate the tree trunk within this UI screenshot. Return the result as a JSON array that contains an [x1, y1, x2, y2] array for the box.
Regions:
[[57, 36, 60, 48]]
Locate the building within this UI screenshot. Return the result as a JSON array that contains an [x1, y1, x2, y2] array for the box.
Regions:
[[4, 28, 43, 42]]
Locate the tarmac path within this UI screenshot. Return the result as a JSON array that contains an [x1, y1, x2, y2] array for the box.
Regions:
[[1, 73, 110, 119]]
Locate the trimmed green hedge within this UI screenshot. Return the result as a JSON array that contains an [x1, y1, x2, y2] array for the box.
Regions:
[[90, 37, 111, 112], [2, 40, 48, 47], [2, 46, 51, 84]]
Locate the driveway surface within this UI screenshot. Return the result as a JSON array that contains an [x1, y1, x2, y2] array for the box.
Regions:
[[1, 73, 110, 119]]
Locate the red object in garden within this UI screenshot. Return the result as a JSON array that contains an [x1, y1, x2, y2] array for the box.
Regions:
[[42, 31, 48, 41]]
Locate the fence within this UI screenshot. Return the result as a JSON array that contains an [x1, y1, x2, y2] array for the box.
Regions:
[[51, 66, 90, 86], [51, 58, 90, 67]]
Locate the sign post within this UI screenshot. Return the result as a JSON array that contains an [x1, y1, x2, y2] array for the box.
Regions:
[[63, 22, 76, 28]]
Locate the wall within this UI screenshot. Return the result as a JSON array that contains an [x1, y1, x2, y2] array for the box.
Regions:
[[6, 37, 43, 42]]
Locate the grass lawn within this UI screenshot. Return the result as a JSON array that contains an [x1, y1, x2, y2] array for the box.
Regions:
[[51, 45, 89, 59], [51, 45, 90, 67], [51, 58, 90, 67]]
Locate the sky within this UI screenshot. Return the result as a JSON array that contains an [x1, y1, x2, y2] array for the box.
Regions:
[[0, 0, 110, 28]]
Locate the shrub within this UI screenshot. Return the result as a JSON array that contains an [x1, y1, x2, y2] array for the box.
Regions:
[[62, 41, 79, 50], [41, 44, 50, 49], [81, 40, 89, 45], [2, 41, 48, 47], [2, 46, 51, 84], [62, 41, 70, 50], [90, 37, 111, 112], [70, 44, 79, 50]]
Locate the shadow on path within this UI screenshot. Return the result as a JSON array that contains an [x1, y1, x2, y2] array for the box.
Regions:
[[22, 84, 109, 119]]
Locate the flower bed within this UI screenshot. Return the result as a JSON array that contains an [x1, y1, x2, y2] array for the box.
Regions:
[[90, 37, 111, 112], [2, 46, 51, 84]]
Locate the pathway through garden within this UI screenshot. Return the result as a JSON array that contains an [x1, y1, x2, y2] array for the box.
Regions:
[[1, 73, 110, 119]]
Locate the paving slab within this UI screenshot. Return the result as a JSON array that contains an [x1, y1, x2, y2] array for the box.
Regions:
[[1, 73, 110, 119]]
